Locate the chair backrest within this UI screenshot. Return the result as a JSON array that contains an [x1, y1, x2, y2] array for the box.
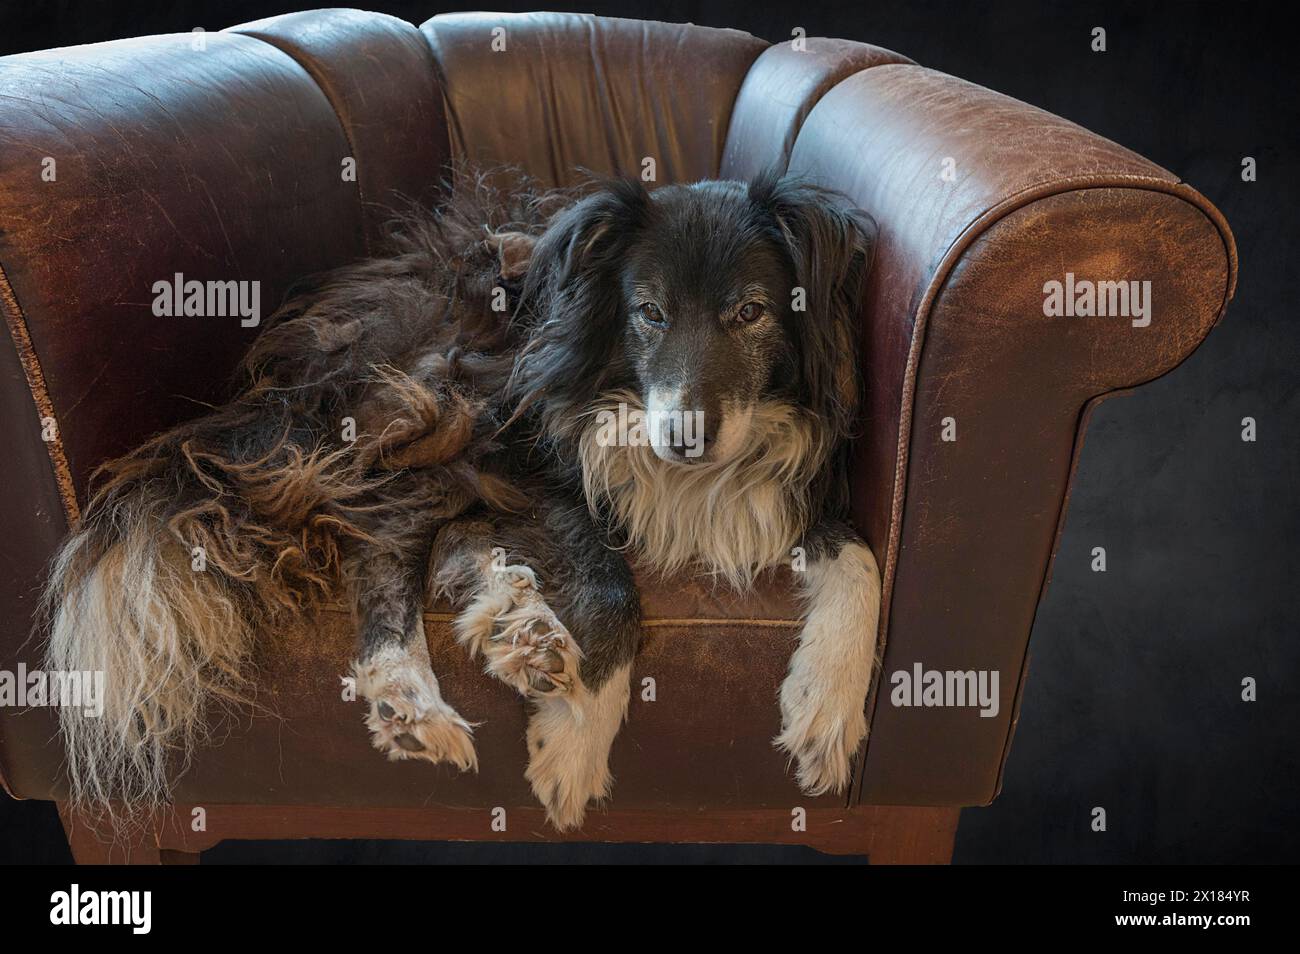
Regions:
[[0, 15, 446, 512], [421, 12, 768, 190], [0, 10, 909, 516]]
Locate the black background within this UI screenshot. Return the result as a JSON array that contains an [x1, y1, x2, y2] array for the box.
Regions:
[[1, 0, 1295, 864]]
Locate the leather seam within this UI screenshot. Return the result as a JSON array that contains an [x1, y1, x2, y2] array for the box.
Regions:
[[860, 176, 1236, 806], [711, 36, 773, 177], [418, 26, 469, 178], [316, 606, 802, 628], [725, 49, 918, 179], [229, 29, 373, 258], [0, 260, 79, 525], [778, 45, 918, 176]]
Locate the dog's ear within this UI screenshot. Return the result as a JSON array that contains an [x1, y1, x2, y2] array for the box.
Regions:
[[750, 169, 877, 439], [513, 179, 650, 425], [527, 178, 648, 290]]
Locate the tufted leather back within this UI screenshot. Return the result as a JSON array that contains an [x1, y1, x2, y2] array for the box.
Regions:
[[421, 12, 767, 190], [0, 20, 441, 512]]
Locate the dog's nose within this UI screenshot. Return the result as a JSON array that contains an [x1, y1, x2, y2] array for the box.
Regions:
[[661, 410, 716, 461], [665, 439, 702, 461], [646, 386, 719, 463]]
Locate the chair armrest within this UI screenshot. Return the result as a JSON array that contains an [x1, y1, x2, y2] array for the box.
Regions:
[[0, 15, 447, 799], [787, 63, 1236, 804]]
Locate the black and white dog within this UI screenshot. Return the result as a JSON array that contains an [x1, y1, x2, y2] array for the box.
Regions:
[[44, 170, 881, 830]]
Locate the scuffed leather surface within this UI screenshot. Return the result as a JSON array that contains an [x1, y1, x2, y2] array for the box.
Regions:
[[632, 563, 801, 621], [787, 65, 1234, 804], [228, 9, 451, 253], [867, 189, 1227, 804], [0, 33, 367, 499], [789, 65, 1185, 561], [0, 32, 370, 798], [32, 567, 823, 808], [420, 12, 768, 188], [721, 38, 914, 181]]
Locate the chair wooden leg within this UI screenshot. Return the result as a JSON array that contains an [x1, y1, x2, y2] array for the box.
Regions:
[[58, 802, 163, 865], [159, 848, 202, 865], [865, 806, 960, 864]]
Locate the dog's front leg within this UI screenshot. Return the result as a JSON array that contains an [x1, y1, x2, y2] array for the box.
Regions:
[[432, 508, 641, 830], [775, 526, 882, 795]]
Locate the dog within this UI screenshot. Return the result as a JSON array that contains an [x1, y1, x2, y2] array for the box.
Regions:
[[43, 169, 882, 831]]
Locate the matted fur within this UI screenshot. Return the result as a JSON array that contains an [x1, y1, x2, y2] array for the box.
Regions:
[[41, 171, 562, 808], [44, 501, 254, 807]]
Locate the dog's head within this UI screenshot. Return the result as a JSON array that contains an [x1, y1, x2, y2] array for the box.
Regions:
[[516, 170, 876, 466]]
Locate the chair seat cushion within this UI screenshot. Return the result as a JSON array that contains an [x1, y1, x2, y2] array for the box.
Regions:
[[166, 565, 844, 811]]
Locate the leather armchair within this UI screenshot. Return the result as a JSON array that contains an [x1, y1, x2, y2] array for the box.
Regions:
[[0, 9, 1235, 863]]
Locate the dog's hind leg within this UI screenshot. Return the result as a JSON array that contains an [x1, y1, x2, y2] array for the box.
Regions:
[[351, 563, 477, 770], [346, 478, 478, 771], [432, 505, 642, 830], [775, 521, 882, 795]]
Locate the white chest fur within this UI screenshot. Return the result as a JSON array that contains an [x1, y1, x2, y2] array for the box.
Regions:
[[577, 392, 826, 589]]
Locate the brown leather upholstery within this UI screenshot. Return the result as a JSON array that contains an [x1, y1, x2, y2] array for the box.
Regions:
[[228, 9, 452, 254], [784, 64, 1234, 803], [0, 11, 1235, 818], [420, 12, 768, 189], [721, 37, 914, 181], [167, 568, 821, 810], [0, 32, 368, 502]]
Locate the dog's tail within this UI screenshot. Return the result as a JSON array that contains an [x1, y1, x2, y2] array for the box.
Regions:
[[40, 399, 390, 809], [43, 475, 256, 808]]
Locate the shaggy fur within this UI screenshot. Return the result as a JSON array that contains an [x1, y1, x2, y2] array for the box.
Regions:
[[42, 176, 560, 807], [43, 167, 883, 830]]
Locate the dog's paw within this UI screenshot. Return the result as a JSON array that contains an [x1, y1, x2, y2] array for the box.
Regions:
[[774, 650, 867, 796], [353, 649, 477, 771], [456, 564, 583, 698], [364, 690, 478, 769], [524, 700, 609, 831], [485, 596, 582, 697], [524, 664, 632, 831]]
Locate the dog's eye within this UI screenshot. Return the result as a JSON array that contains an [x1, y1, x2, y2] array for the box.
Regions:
[[638, 303, 667, 326], [737, 302, 765, 323]]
